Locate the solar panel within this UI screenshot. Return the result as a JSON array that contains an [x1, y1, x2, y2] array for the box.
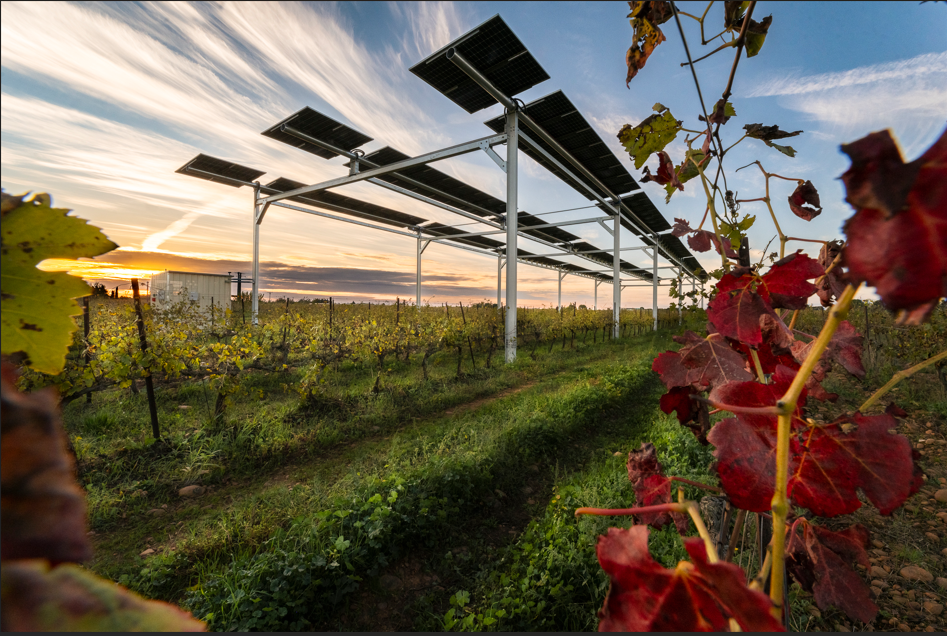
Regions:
[[175, 154, 265, 187], [265, 178, 426, 228], [261, 107, 373, 159], [484, 91, 639, 199], [596, 193, 672, 236], [517, 211, 580, 244], [348, 146, 507, 219], [409, 15, 549, 114], [421, 222, 505, 251]]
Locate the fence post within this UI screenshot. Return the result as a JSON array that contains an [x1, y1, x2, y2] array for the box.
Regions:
[[131, 278, 160, 441], [83, 296, 92, 403]]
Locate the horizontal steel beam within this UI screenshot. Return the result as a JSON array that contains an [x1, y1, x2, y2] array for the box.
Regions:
[[258, 132, 508, 205], [281, 124, 505, 221], [269, 201, 417, 238]]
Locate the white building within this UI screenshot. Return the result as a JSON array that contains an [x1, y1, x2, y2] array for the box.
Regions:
[[149, 271, 231, 314]]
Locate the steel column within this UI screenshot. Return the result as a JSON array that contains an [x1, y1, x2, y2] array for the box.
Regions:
[[252, 186, 260, 325], [678, 276, 683, 325], [612, 212, 620, 339], [505, 110, 518, 364], [416, 232, 422, 308], [497, 251, 503, 309], [652, 233, 659, 331]]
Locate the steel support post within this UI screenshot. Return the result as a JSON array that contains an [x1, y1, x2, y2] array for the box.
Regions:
[[594, 279, 601, 310], [678, 276, 683, 325], [652, 233, 659, 331], [497, 251, 503, 309], [252, 186, 261, 325], [557, 270, 566, 310], [416, 232, 422, 308], [612, 212, 620, 339], [505, 110, 519, 364]]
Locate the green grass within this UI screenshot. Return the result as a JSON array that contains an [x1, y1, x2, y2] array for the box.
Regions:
[[71, 330, 685, 629]]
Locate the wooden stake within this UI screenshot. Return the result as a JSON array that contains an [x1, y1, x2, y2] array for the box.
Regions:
[[131, 278, 160, 440]]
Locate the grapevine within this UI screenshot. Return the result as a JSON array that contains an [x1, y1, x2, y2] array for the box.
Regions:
[[574, 1, 947, 631]]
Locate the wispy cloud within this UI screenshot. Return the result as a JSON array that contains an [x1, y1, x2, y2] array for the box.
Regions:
[[746, 52, 947, 97], [746, 52, 947, 157]]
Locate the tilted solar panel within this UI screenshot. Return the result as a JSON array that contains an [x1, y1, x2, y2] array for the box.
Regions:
[[421, 222, 505, 251], [261, 107, 373, 159], [409, 15, 549, 114], [517, 211, 580, 244], [349, 147, 507, 219], [596, 193, 672, 236], [175, 154, 265, 187], [265, 178, 426, 228], [484, 91, 639, 199]]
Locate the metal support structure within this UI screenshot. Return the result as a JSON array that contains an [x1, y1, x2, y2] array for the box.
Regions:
[[505, 109, 519, 363], [416, 232, 422, 307], [497, 251, 504, 309], [612, 212, 620, 339], [678, 276, 683, 325], [259, 132, 508, 206], [594, 278, 602, 310], [252, 185, 261, 325], [557, 270, 567, 309], [652, 233, 659, 331]]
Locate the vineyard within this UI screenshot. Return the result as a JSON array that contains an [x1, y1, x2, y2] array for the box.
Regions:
[[2, 1, 947, 633], [13, 293, 947, 632]]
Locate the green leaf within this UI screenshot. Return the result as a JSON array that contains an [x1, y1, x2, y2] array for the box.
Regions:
[[0, 560, 205, 631], [745, 16, 772, 57], [664, 150, 708, 203], [618, 110, 682, 169], [1, 192, 117, 374], [743, 123, 802, 158]]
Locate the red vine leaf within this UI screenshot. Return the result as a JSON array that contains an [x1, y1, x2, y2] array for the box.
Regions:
[[1, 362, 91, 564], [596, 526, 784, 631], [816, 240, 847, 307], [652, 350, 689, 389], [707, 269, 769, 346], [660, 386, 713, 444], [627, 443, 689, 533], [790, 412, 922, 516], [760, 252, 824, 310], [786, 522, 877, 624], [641, 150, 683, 191], [788, 180, 822, 221], [791, 320, 865, 379], [841, 128, 947, 325], [679, 332, 754, 389], [671, 217, 692, 237], [708, 376, 920, 516]]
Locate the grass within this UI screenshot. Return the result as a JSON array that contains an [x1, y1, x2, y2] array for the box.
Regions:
[[67, 306, 947, 632], [72, 328, 697, 630]]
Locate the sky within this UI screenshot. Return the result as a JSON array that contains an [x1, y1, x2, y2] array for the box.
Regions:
[[2, 1, 945, 307]]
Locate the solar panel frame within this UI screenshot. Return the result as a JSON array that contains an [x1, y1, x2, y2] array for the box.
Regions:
[[409, 15, 550, 114], [175, 154, 265, 187], [261, 107, 373, 159], [265, 177, 426, 228], [517, 211, 580, 244], [349, 147, 507, 219], [484, 91, 640, 200], [421, 222, 506, 251]]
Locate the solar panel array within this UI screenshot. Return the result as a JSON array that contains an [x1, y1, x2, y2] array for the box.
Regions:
[[421, 222, 505, 251], [265, 177, 426, 228], [409, 15, 549, 114], [483, 91, 639, 200], [261, 107, 373, 159], [176, 154, 265, 187], [346, 146, 507, 218], [596, 193, 671, 236], [517, 211, 579, 244]]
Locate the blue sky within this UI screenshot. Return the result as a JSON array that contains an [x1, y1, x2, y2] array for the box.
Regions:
[[2, 1, 945, 306]]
